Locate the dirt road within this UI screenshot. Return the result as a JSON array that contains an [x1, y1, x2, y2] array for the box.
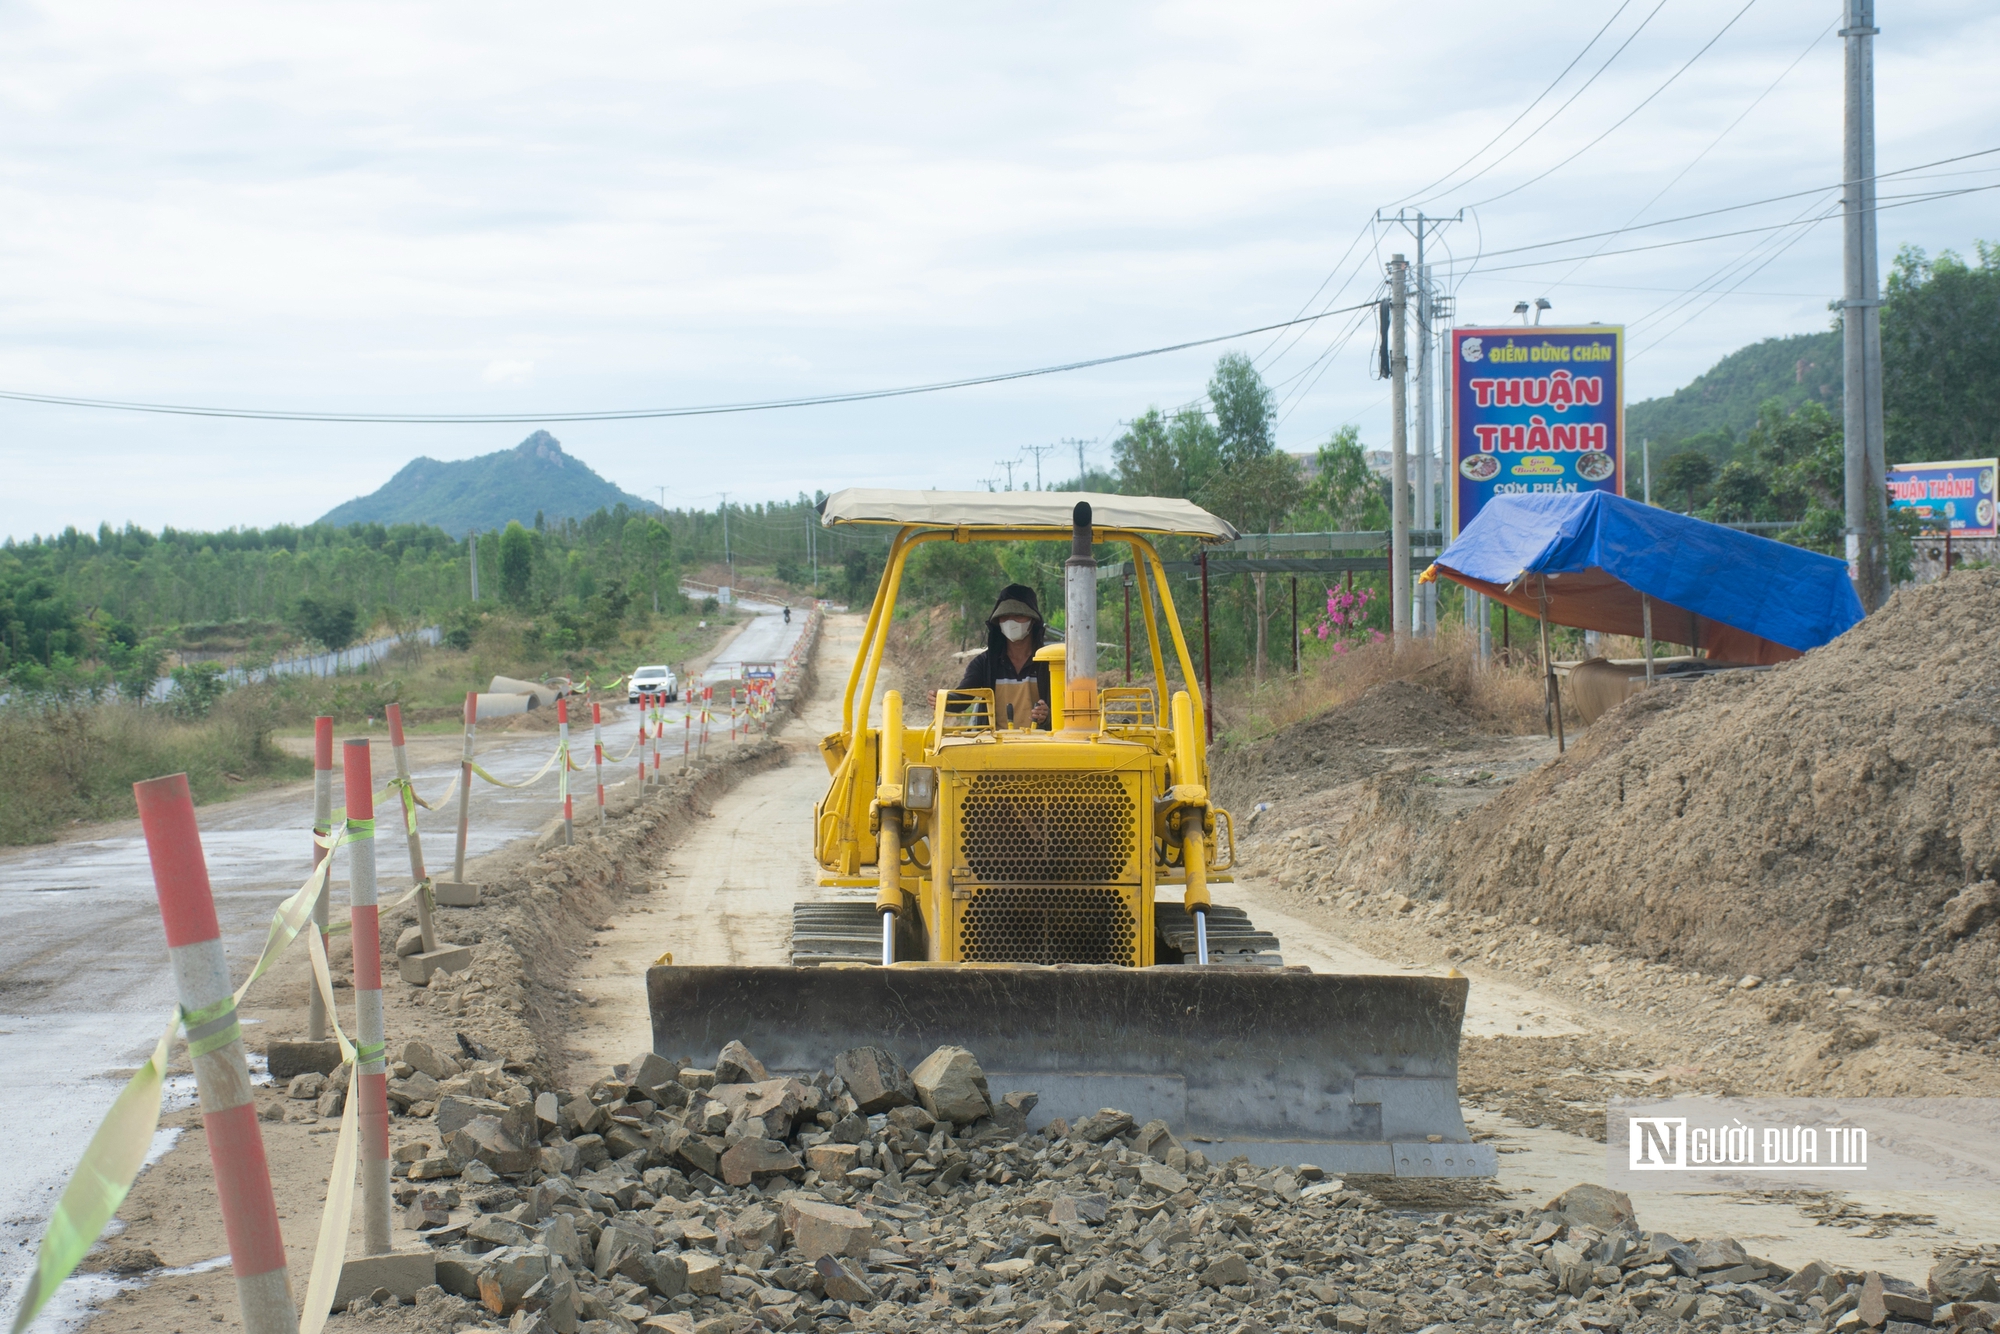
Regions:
[[573, 619, 2000, 1282], [564, 614, 861, 1074]]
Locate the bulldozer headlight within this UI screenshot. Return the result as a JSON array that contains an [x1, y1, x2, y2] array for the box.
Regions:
[[905, 765, 938, 810]]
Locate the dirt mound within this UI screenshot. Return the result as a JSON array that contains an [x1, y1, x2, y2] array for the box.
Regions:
[[1337, 569, 2000, 1047], [1213, 679, 1484, 808]]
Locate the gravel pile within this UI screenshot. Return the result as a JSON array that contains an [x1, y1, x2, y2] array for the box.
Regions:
[[310, 1037, 1997, 1334]]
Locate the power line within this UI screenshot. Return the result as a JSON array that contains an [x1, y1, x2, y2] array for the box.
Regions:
[[1392, 0, 1639, 207], [1466, 0, 1764, 210], [1533, 15, 1838, 299], [1420, 0, 1671, 206], [0, 302, 1380, 425], [1441, 182, 2000, 276]]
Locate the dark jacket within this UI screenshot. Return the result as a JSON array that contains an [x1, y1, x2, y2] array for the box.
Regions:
[[953, 643, 1051, 730]]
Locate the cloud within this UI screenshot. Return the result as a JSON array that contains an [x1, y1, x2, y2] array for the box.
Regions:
[[482, 359, 534, 384], [0, 1, 1996, 538]]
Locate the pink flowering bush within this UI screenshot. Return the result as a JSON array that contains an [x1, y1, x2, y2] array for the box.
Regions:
[[1313, 586, 1384, 654]]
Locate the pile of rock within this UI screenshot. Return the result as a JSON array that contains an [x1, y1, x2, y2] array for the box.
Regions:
[[320, 1038, 1996, 1334]]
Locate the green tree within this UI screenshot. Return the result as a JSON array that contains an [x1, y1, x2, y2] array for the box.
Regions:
[[1304, 426, 1387, 529], [293, 595, 359, 652], [168, 662, 228, 719], [1659, 452, 1715, 512], [498, 521, 535, 606], [1883, 241, 2000, 462], [1209, 351, 1276, 466]]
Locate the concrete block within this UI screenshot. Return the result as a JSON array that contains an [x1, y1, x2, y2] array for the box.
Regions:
[[399, 945, 473, 986], [267, 1040, 343, 1080], [330, 1250, 437, 1310], [433, 881, 482, 907]]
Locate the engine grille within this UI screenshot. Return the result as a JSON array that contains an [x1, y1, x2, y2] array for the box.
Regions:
[[958, 885, 1137, 965], [959, 772, 1135, 884]]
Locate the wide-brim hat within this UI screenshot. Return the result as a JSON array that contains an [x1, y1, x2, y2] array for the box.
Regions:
[[986, 584, 1042, 625]]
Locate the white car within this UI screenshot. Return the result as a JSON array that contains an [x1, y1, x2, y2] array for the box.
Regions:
[[628, 664, 677, 703]]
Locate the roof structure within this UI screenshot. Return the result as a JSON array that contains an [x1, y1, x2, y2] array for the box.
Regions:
[[1424, 491, 1864, 664], [818, 488, 1239, 542]]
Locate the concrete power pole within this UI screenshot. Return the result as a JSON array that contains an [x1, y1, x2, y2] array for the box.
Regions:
[[468, 532, 479, 602], [1389, 255, 1411, 648], [1377, 211, 1460, 637], [1842, 0, 1890, 610], [1023, 442, 1058, 491]]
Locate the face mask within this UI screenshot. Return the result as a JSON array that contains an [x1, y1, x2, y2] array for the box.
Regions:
[[999, 619, 1030, 642]]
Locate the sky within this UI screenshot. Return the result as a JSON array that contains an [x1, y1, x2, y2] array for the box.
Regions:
[[0, 0, 1995, 539]]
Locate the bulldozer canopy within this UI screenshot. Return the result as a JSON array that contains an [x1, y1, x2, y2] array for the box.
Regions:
[[818, 488, 1239, 542], [1425, 491, 1864, 664]]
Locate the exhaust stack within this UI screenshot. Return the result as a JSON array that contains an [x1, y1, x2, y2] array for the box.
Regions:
[[1064, 501, 1098, 729]]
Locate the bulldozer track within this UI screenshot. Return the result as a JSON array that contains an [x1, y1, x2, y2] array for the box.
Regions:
[[790, 898, 1284, 966]]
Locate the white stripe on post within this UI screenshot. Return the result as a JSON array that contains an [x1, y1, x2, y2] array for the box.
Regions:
[[342, 740, 393, 1256], [135, 775, 298, 1334]]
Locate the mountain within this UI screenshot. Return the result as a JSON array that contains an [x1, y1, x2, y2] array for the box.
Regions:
[[1627, 330, 1843, 455], [318, 431, 653, 533]]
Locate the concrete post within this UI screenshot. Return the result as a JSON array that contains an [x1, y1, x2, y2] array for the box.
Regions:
[[1389, 255, 1412, 647], [383, 704, 436, 953], [136, 775, 298, 1334], [308, 716, 333, 1042], [342, 740, 393, 1257]]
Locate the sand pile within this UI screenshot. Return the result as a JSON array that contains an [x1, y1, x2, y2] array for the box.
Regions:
[[1340, 569, 2000, 1045]]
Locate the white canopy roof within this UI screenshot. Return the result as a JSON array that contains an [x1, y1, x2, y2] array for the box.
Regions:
[[818, 488, 1239, 542]]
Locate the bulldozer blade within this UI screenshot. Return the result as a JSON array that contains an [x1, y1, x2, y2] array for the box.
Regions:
[[646, 964, 1494, 1177]]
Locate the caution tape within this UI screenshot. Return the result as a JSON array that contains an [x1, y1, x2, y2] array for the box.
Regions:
[[299, 924, 360, 1334], [10, 816, 425, 1333]]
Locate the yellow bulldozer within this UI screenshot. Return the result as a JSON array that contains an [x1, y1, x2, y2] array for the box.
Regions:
[[648, 490, 1491, 1176]]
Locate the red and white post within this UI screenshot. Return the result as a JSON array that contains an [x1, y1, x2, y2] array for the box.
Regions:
[[385, 704, 437, 953], [136, 775, 298, 1334], [308, 716, 334, 1042], [343, 740, 393, 1256], [557, 697, 574, 847], [591, 701, 605, 828], [450, 690, 476, 887], [636, 694, 648, 789], [651, 694, 662, 779]]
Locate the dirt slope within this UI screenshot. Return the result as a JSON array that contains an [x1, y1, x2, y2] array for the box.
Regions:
[[1331, 569, 2000, 1047]]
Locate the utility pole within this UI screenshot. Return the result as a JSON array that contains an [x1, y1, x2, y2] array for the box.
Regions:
[[997, 459, 1018, 491], [1065, 438, 1092, 485], [1842, 0, 1890, 610], [719, 492, 731, 575], [656, 486, 668, 515], [1389, 254, 1411, 648], [468, 532, 479, 602], [1379, 211, 1461, 638], [1023, 443, 1058, 491]]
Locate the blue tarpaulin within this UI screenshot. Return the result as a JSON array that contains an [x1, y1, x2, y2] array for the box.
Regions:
[[1424, 491, 1864, 663]]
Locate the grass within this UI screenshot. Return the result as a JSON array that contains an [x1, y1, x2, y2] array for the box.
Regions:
[[0, 689, 309, 845], [1213, 624, 1567, 746], [1, 604, 729, 845]]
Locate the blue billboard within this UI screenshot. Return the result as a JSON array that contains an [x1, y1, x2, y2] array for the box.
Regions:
[[1449, 326, 1625, 537]]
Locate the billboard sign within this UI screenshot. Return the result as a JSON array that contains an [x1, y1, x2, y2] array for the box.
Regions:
[[1886, 459, 1998, 537], [1449, 326, 1624, 537]]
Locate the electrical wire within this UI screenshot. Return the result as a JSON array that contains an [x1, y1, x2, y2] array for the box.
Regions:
[[1417, 1, 1670, 207], [1443, 182, 2000, 276], [1465, 0, 1761, 210], [0, 302, 1383, 425], [1534, 15, 1837, 298], [1391, 0, 1639, 207]]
